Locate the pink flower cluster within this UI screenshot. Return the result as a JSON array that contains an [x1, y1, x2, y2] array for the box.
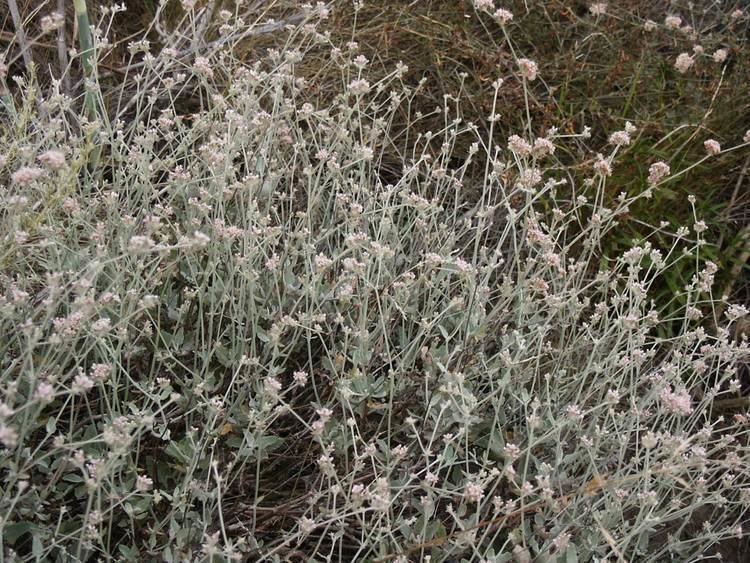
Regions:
[[660, 386, 693, 416]]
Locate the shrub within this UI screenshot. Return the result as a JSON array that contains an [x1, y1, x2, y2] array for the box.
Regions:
[[0, 1, 748, 561]]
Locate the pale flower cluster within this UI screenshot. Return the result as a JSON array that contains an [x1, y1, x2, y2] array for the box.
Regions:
[[11, 166, 43, 186], [647, 161, 671, 185], [703, 139, 721, 155], [675, 53, 695, 74], [517, 58, 538, 81], [38, 150, 66, 170]]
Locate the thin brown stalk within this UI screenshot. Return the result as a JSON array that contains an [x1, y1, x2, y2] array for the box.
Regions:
[[6, 0, 34, 70], [193, 0, 219, 51], [6, 0, 46, 117]]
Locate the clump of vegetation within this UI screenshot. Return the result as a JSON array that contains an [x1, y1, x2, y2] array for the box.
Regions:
[[0, 1, 748, 561]]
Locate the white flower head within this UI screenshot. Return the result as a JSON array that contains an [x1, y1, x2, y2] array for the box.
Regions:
[[11, 166, 44, 186], [648, 161, 671, 185], [704, 139, 721, 155], [136, 475, 153, 492], [665, 15, 682, 30], [37, 150, 66, 170], [675, 53, 695, 74], [348, 79, 371, 96], [463, 480, 485, 503], [517, 58, 538, 81], [494, 8, 513, 24]]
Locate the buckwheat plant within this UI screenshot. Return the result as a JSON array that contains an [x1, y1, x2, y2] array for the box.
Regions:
[[0, 2, 748, 562]]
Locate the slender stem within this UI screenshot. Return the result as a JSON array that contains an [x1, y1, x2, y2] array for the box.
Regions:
[[7, 0, 34, 69], [57, 0, 72, 96], [7, 0, 45, 117], [193, 0, 218, 51]]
